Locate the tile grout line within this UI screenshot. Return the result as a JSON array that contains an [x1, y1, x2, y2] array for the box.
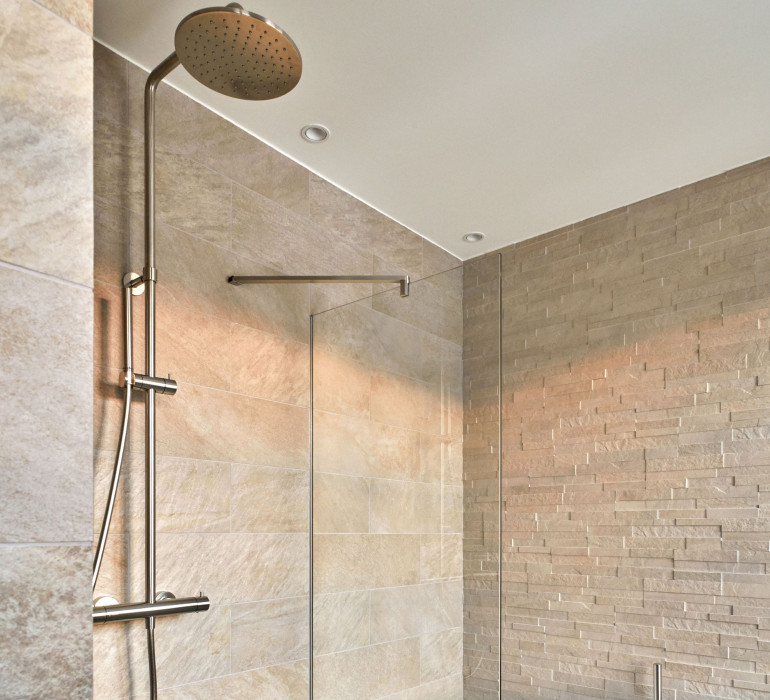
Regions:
[[0, 258, 93, 291]]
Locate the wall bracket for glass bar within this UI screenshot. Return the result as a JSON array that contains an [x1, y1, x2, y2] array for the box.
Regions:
[[227, 274, 410, 297]]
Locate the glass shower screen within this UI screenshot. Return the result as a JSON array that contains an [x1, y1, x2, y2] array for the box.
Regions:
[[310, 266, 469, 698]]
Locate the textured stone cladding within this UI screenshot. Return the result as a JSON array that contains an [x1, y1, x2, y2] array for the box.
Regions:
[[464, 156, 770, 699], [463, 254, 502, 700]]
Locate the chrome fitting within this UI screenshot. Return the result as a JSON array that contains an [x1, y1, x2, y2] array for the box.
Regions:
[[143, 266, 158, 283], [132, 372, 178, 395], [120, 370, 178, 395], [123, 272, 145, 296], [118, 370, 133, 389], [400, 275, 410, 297], [93, 595, 209, 624]]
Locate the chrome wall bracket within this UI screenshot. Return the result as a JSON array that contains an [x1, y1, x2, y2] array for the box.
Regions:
[[227, 274, 410, 297], [123, 271, 146, 296]]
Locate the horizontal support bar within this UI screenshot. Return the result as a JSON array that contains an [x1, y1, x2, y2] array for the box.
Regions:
[[228, 274, 410, 297], [92, 596, 210, 624]]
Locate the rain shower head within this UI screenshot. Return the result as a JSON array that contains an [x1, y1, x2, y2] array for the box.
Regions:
[[174, 3, 302, 100]]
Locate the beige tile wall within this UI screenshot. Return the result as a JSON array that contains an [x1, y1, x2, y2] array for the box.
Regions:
[[312, 270, 464, 699], [92, 44, 460, 699], [463, 157, 770, 699], [0, 0, 94, 697]]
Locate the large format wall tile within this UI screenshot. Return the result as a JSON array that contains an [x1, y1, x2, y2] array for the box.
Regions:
[[157, 533, 308, 605], [3, 9, 95, 697], [232, 184, 371, 280], [0, 266, 93, 542], [157, 382, 308, 467], [369, 581, 462, 644], [373, 270, 463, 344], [313, 534, 420, 594], [229, 323, 309, 405], [95, 452, 231, 535], [0, 0, 93, 286], [420, 534, 463, 581], [370, 370, 442, 434], [313, 410, 420, 481], [93, 200, 140, 288], [313, 299, 427, 378], [156, 303, 232, 391], [1, 545, 92, 699], [313, 590, 370, 655], [313, 472, 369, 534], [311, 347, 371, 418], [93, 119, 143, 214], [313, 637, 421, 700], [93, 532, 308, 611], [420, 628, 463, 685], [231, 596, 308, 671], [384, 673, 463, 700], [156, 457, 231, 533], [156, 148, 232, 247], [230, 464, 308, 533], [369, 479, 442, 534], [162, 660, 308, 700], [303, 174, 426, 282]]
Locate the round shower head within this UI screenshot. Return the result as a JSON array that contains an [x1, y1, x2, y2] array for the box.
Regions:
[[174, 4, 302, 100]]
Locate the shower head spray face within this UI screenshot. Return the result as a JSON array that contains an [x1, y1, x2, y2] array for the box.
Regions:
[[174, 4, 302, 100]]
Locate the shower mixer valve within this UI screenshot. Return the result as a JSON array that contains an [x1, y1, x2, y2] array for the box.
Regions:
[[121, 370, 178, 395]]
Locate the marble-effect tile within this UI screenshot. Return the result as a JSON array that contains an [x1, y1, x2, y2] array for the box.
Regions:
[[313, 590, 370, 655], [1, 545, 92, 699], [0, 0, 92, 286], [231, 596, 308, 671], [230, 464, 308, 533], [0, 267, 92, 542]]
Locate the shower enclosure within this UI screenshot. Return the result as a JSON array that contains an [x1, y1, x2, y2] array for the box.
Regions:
[[91, 9, 502, 695]]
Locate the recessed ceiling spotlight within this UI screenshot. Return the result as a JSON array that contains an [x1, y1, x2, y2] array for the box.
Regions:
[[463, 232, 485, 243], [301, 124, 329, 143]]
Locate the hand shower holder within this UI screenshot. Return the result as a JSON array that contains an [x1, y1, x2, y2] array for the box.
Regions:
[[121, 370, 178, 395]]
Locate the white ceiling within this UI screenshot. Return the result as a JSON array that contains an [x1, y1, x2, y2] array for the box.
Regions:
[[95, 1, 770, 260]]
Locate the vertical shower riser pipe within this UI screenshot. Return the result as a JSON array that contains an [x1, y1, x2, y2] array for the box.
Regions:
[[309, 314, 315, 700], [143, 52, 180, 634]]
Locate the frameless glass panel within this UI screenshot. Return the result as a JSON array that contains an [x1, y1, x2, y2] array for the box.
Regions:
[[462, 254, 501, 700], [311, 267, 466, 699]]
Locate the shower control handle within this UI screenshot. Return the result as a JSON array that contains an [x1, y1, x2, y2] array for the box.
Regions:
[[120, 371, 178, 395]]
